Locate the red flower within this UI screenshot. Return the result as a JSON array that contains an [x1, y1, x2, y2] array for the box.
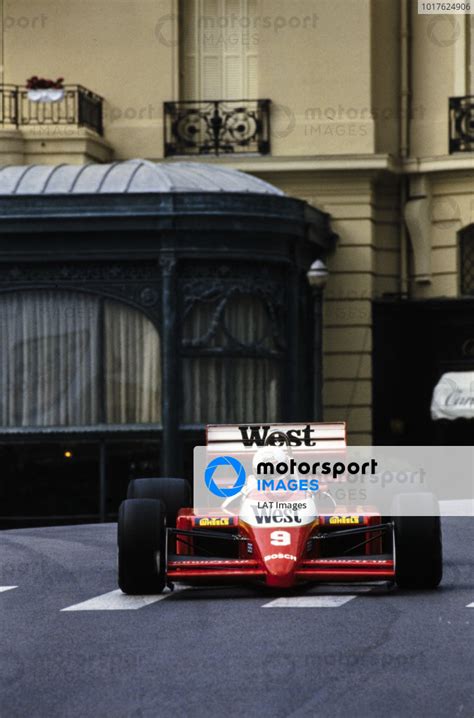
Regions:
[[26, 76, 65, 90]]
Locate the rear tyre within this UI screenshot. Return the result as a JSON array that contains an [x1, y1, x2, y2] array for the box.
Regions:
[[127, 478, 190, 552], [392, 492, 442, 590], [118, 498, 166, 595], [127, 477, 190, 527]]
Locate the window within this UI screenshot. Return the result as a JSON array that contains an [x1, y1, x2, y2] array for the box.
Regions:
[[0, 291, 161, 428], [180, 0, 258, 100], [460, 226, 474, 295], [181, 292, 283, 424]]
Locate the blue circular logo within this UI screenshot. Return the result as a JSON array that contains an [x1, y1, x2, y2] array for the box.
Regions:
[[205, 456, 246, 498]]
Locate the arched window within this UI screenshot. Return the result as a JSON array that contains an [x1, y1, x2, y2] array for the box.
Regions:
[[0, 290, 161, 428], [460, 225, 474, 295]]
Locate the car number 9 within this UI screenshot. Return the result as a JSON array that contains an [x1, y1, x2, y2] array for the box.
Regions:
[[270, 530, 291, 546]]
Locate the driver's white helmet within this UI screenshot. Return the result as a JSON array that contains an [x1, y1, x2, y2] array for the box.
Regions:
[[252, 446, 289, 476]]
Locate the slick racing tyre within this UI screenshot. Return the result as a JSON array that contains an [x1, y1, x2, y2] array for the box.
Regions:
[[118, 498, 166, 595], [127, 478, 190, 528], [392, 492, 442, 590]]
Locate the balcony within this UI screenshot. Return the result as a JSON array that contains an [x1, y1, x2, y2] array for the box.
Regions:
[[449, 96, 474, 153], [164, 99, 271, 157], [0, 84, 103, 135]]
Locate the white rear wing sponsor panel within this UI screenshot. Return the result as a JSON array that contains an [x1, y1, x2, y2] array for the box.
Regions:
[[206, 422, 347, 455]]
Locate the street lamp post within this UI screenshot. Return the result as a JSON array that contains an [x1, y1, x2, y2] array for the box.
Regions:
[[306, 260, 329, 421]]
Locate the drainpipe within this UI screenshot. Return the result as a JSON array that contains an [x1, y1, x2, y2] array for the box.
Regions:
[[400, 0, 410, 297]]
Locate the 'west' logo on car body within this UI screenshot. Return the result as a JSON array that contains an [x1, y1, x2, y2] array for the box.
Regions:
[[251, 506, 302, 524]]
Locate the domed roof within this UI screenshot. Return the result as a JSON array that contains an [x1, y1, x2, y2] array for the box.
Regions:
[[0, 159, 284, 196]]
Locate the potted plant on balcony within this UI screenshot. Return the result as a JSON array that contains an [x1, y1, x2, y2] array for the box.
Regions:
[[26, 76, 65, 102]]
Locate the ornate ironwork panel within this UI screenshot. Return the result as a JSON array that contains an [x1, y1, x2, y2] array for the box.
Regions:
[[180, 262, 287, 356], [0, 84, 103, 136], [164, 99, 271, 157], [0, 260, 161, 322], [76, 87, 103, 134], [449, 96, 474, 153]]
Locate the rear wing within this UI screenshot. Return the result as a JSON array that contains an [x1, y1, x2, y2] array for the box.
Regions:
[[206, 422, 346, 456]]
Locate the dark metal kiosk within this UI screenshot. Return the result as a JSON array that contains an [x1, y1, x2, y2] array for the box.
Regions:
[[0, 160, 336, 526]]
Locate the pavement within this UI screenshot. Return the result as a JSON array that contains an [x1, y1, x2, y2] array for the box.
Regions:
[[0, 518, 472, 718]]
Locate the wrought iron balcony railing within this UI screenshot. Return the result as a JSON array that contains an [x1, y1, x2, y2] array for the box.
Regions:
[[0, 84, 103, 136], [164, 99, 271, 157], [449, 96, 474, 153]]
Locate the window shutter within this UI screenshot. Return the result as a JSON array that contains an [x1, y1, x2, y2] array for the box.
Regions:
[[469, 17, 474, 94], [180, 0, 258, 100], [243, 0, 258, 97]]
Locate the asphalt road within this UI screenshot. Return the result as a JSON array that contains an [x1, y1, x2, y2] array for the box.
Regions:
[[0, 519, 472, 718]]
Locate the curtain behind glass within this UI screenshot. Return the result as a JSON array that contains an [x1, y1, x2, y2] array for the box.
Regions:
[[182, 294, 281, 424], [105, 301, 161, 424], [182, 356, 280, 424], [0, 291, 100, 427], [223, 294, 275, 349]]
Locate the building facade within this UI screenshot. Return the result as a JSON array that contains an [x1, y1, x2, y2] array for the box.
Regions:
[[0, 0, 473, 523]]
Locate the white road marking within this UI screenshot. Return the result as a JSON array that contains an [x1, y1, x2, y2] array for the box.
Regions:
[[61, 586, 186, 611], [0, 586, 17, 593], [262, 585, 374, 608], [262, 595, 358, 608], [466, 602, 474, 608]]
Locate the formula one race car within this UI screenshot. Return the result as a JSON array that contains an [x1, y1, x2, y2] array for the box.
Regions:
[[117, 423, 442, 594]]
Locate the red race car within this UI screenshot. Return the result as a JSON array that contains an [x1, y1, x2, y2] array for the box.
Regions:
[[117, 423, 442, 594]]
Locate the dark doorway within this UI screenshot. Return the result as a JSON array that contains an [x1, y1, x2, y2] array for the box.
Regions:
[[373, 298, 474, 445], [0, 441, 100, 527]]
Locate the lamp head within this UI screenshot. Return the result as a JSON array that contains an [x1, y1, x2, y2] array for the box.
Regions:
[[306, 259, 329, 290]]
